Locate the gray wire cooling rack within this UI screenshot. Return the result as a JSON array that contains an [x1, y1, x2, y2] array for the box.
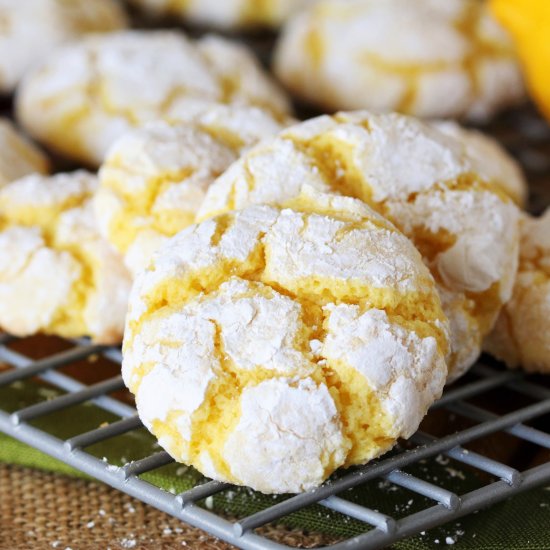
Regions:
[[0, 332, 549, 549]]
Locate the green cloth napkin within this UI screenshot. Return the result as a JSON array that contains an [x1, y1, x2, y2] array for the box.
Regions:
[[1, 380, 549, 549]]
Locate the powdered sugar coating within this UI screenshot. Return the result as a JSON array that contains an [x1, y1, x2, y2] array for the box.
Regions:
[[198, 111, 520, 381], [485, 209, 550, 373], [433, 121, 527, 206], [0, 171, 131, 343], [274, 0, 524, 120], [0, 0, 127, 93], [0, 225, 80, 336], [95, 105, 288, 276], [165, 103, 291, 150], [223, 377, 347, 494], [0, 119, 49, 187], [322, 305, 445, 436], [16, 30, 290, 165], [387, 188, 518, 295], [123, 202, 448, 493], [262, 204, 433, 294], [130, 0, 321, 29], [2, 171, 96, 213]]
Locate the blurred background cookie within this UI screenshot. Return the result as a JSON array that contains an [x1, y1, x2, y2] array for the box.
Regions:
[[0, 171, 131, 343], [16, 30, 291, 166], [485, 208, 550, 373], [123, 199, 448, 493], [0, 0, 127, 94], [274, 0, 525, 120], [198, 111, 521, 382], [95, 105, 289, 276], [0, 118, 49, 187]]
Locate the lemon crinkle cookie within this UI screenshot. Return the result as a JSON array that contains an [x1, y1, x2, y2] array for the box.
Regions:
[[0, 172, 131, 343], [274, 0, 524, 120], [0, 119, 49, 187], [129, 0, 320, 30], [433, 121, 527, 206], [485, 209, 550, 374], [123, 196, 449, 494], [198, 111, 520, 382], [95, 105, 289, 276], [16, 30, 290, 166], [0, 0, 127, 93]]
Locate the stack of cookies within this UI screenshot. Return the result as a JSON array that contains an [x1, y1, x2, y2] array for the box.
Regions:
[[1, 0, 547, 495]]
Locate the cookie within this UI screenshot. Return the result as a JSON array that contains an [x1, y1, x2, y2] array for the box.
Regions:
[[0, 172, 131, 343], [274, 0, 524, 120], [0, 0, 127, 93], [129, 0, 320, 30], [123, 197, 449, 493], [433, 120, 527, 206], [198, 111, 520, 381], [0, 119, 49, 187], [484, 209, 550, 373], [16, 30, 291, 166], [94, 105, 289, 276]]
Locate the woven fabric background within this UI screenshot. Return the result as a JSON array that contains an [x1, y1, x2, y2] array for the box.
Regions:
[[0, 463, 345, 550]]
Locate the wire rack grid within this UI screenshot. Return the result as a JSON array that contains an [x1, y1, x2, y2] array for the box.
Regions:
[[0, 332, 549, 549]]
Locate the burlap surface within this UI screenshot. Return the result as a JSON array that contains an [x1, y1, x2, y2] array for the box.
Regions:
[[0, 463, 342, 550]]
